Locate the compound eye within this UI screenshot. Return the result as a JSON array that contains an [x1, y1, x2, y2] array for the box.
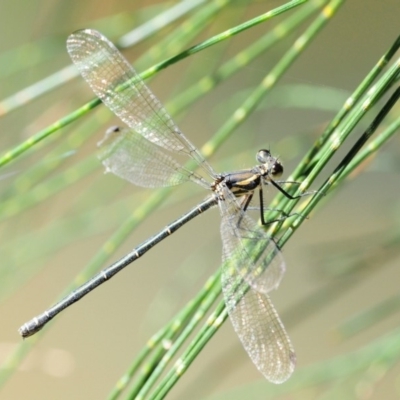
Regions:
[[256, 149, 271, 163], [271, 161, 283, 177]]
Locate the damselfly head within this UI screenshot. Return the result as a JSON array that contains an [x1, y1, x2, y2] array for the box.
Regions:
[[270, 159, 283, 178], [256, 149, 271, 163], [256, 149, 283, 178]]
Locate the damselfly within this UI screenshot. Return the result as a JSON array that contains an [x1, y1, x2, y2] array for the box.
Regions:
[[19, 29, 308, 384]]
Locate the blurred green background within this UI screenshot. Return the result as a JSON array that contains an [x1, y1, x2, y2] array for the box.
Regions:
[[1, 1, 400, 399]]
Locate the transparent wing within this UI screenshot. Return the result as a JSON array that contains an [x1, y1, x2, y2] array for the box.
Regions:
[[67, 29, 215, 177], [221, 273, 296, 383], [219, 184, 285, 294], [218, 184, 295, 382], [98, 127, 209, 189]]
